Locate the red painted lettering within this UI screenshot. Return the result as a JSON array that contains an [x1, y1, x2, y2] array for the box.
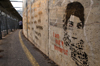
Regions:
[[61, 41, 64, 46], [60, 48, 63, 53], [55, 39, 64, 46], [54, 45, 57, 50], [53, 32, 59, 39], [54, 45, 68, 56], [55, 39, 60, 45], [64, 50, 68, 55], [55, 34, 59, 39]]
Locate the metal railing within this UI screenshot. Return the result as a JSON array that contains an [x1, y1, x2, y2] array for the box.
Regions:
[[0, 11, 19, 39]]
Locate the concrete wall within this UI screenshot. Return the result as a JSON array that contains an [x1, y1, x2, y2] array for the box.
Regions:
[[23, 0, 100, 66]]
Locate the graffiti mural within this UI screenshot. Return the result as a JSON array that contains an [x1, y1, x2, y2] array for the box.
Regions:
[[63, 2, 89, 66], [53, 32, 68, 55]]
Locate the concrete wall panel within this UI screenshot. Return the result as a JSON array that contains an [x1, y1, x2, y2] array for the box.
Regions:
[[23, 0, 100, 66], [26, 0, 49, 56]]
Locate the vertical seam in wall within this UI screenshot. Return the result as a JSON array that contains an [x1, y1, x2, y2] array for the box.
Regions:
[[48, 0, 50, 57], [26, 3, 28, 38], [84, 0, 94, 56]]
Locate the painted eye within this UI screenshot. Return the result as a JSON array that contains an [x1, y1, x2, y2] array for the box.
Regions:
[[69, 21, 73, 27], [77, 22, 82, 29]]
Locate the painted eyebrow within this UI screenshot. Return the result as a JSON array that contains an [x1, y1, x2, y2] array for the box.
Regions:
[[68, 21, 73, 23]]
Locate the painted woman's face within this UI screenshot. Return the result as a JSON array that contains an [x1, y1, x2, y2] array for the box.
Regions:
[[67, 15, 83, 41]]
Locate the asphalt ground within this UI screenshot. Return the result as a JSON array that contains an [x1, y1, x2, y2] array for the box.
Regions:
[[0, 30, 58, 66]]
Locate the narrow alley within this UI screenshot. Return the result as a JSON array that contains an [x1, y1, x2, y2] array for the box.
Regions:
[[0, 0, 100, 66], [0, 30, 57, 66]]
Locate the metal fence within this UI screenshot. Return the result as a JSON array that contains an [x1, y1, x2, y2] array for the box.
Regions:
[[0, 11, 19, 39]]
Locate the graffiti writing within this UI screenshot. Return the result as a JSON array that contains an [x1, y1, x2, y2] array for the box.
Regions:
[[38, 11, 43, 15], [38, 19, 41, 23], [53, 32, 68, 56], [53, 32, 59, 39], [35, 31, 41, 37], [34, 21, 37, 24], [63, 2, 89, 66], [35, 36, 39, 40], [55, 39, 63, 46], [36, 25, 43, 30], [54, 45, 68, 55]]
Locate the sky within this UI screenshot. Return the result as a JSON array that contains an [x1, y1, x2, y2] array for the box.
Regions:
[[10, 0, 23, 16]]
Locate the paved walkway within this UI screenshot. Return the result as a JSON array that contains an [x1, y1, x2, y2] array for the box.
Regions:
[[0, 30, 57, 66]]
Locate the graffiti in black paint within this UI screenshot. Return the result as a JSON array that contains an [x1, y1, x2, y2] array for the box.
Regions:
[[35, 31, 41, 37], [35, 36, 39, 40], [63, 31, 71, 46], [36, 25, 43, 30], [63, 2, 89, 66]]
